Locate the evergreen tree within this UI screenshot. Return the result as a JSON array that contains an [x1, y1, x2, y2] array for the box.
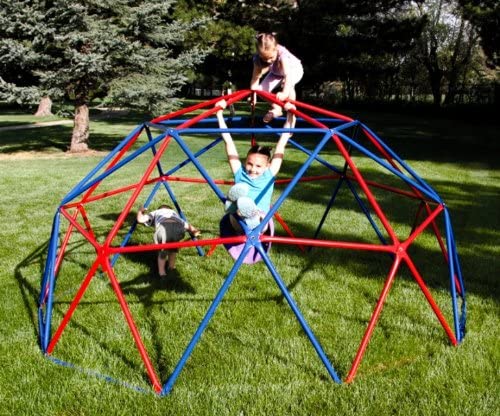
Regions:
[[0, 0, 207, 152], [0, 0, 55, 114]]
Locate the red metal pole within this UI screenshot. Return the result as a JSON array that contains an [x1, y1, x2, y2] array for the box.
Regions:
[[47, 257, 102, 354], [60, 208, 100, 251], [108, 235, 248, 254], [331, 132, 400, 244], [103, 258, 163, 393], [54, 209, 78, 275], [263, 235, 395, 253], [404, 205, 444, 248], [259, 91, 400, 245], [275, 173, 429, 201], [257, 90, 354, 122], [80, 129, 142, 205], [65, 177, 160, 208], [403, 254, 458, 346], [78, 204, 96, 241], [151, 90, 250, 124], [273, 211, 306, 252], [345, 254, 403, 383]]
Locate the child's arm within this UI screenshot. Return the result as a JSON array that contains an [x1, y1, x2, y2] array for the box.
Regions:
[[250, 61, 269, 105], [136, 207, 150, 224], [216, 100, 241, 174], [185, 222, 201, 237], [270, 106, 296, 176], [250, 60, 268, 90]]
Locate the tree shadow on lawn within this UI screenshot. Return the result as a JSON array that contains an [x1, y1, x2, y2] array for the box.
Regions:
[[267, 169, 499, 305], [14, 233, 199, 386], [276, 109, 500, 169], [0, 119, 143, 154], [0, 125, 72, 153], [13, 244, 152, 388], [119, 250, 196, 295], [13, 158, 498, 367], [344, 111, 499, 168]]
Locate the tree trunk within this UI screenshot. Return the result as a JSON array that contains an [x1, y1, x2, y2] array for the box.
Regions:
[[424, 42, 443, 108], [34, 96, 53, 117], [444, 22, 476, 106], [69, 102, 89, 152], [429, 71, 443, 108]]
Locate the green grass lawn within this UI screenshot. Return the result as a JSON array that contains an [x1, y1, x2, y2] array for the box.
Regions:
[[0, 102, 498, 415]]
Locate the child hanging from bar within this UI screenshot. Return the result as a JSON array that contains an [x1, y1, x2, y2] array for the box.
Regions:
[[215, 98, 295, 233]]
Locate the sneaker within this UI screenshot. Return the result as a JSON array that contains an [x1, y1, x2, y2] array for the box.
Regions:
[[263, 108, 283, 123]]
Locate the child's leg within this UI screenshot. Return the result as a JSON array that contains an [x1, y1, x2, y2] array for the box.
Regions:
[[259, 74, 284, 122], [157, 221, 185, 273], [260, 72, 282, 93], [167, 251, 177, 270], [158, 251, 167, 276]]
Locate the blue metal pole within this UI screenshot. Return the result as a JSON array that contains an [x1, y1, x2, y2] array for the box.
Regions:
[[158, 180, 204, 257], [312, 176, 344, 242], [145, 126, 205, 256], [61, 124, 144, 204], [344, 179, 388, 245], [255, 243, 342, 383], [162, 136, 223, 178], [61, 131, 166, 205], [359, 123, 441, 199], [288, 138, 343, 175], [41, 211, 61, 352], [161, 240, 252, 395], [110, 132, 220, 267], [444, 208, 461, 342], [447, 221, 466, 339], [259, 131, 335, 229], [169, 130, 226, 201], [337, 132, 441, 203]]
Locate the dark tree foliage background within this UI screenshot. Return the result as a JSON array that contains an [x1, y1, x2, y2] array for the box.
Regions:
[[0, 0, 497, 149]]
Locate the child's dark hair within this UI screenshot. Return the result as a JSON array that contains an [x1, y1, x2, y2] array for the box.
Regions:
[[158, 204, 172, 210], [255, 32, 278, 48], [247, 144, 272, 159]]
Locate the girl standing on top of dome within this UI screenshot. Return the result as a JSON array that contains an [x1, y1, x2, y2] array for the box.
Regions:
[[250, 32, 303, 123]]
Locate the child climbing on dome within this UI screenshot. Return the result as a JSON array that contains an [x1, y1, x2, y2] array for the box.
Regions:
[[250, 32, 303, 123], [215, 98, 295, 232], [136, 204, 200, 278]]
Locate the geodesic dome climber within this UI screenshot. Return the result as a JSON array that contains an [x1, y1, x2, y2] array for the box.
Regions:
[[38, 89, 466, 395]]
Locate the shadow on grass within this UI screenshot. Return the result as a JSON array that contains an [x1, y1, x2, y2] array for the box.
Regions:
[[120, 251, 196, 295], [0, 126, 138, 154], [12, 143, 498, 383], [0, 125, 73, 153], [14, 234, 198, 385], [268, 167, 499, 303], [343, 110, 500, 168], [0, 115, 148, 154], [1, 105, 498, 166]]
